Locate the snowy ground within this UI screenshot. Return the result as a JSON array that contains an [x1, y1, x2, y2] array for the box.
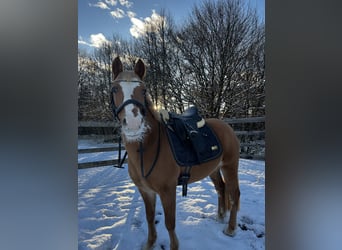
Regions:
[[78, 140, 265, 250]]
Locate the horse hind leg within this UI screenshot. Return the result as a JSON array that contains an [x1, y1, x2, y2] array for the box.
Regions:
[[209, 169, 226, 222], [221, 161, 240, 237]]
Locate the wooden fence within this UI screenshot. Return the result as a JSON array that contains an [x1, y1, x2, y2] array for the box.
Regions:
[[78, 117, 265, 169], [78, 145, 125, 169], [223, 117, 265, 159]]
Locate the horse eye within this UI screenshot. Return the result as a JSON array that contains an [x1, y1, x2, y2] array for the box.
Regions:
[[112, 86, 118, 93]]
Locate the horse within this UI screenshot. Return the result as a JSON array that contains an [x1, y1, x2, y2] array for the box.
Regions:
[[110, 57, 240, 250]]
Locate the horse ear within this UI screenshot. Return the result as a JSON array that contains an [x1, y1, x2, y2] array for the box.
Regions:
[[112, 57, 123, 80], [134, 59, 146, 79]]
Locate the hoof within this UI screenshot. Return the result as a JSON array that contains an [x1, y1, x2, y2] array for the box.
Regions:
[[217, 215, 225, 223], [223, 227, 236, 237], [142, 242, 155, 250]]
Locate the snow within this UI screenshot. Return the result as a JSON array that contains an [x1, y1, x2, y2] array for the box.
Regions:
[[78, 139, 265, 250]]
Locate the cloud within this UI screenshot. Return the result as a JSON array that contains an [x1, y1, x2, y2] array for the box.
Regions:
[[89, 33, 110, 47], [129, 10, 166, 38], [129, 17, 145, 38], [78, 39, 88, 46], [119, 0, 133, 8], [89, 1, 110, 10], [78, 33, 110, 48], [88, 0, 133, 12], [127, 11, 136, 18], [110, 8, 125, 19], [104, 0, 118, 6]]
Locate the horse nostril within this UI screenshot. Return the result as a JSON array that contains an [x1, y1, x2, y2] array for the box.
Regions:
[[132, 107, 138, 117], [123, 118, 127, 126]]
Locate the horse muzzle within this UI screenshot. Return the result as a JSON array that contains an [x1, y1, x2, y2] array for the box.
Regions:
[[118, 101, 148, 142]]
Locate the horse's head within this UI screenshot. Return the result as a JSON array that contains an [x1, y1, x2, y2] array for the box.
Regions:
[[111, 57, 150, 142]]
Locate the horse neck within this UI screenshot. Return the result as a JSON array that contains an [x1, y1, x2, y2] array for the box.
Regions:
[[143, 106, 159, 140]]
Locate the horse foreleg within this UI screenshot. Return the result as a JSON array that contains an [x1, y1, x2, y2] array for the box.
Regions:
[[209, 169, 226, 221], [159, 187, 179, 250], [139, 188, 157, 250]]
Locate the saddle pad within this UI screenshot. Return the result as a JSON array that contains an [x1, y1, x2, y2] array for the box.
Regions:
[[165, 123, 222, 167]]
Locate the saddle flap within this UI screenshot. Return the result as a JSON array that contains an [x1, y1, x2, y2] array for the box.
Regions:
[[173, 118, 188, 141]]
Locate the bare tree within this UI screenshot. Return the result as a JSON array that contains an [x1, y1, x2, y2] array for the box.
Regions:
[[78, 51, 99, 120], [173, 0, 265, 118], [78, 35, 139, 122], [134, 9, 177, 110]]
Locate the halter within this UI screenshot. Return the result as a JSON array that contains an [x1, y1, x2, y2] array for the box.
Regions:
[[110, 80, 148, 121], [110, 79, 160, 179]]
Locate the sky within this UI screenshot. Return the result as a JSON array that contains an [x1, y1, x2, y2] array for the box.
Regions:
[[78, 0, 265, 52]]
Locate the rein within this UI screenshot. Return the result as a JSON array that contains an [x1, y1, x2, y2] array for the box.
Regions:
[[139, 122, 161, 178]]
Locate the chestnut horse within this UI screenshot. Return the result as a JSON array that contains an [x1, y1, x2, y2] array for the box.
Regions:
[[111, 57, 240, 250]]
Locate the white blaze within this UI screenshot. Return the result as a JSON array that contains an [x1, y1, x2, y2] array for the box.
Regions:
[[121, 81, 140, 127], [120, 81, 148, 142]]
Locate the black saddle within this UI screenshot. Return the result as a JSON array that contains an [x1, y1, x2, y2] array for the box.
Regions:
[[161, 106, 222, 167]]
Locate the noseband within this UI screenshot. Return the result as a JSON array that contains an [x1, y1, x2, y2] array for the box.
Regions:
[[110, 80, 148, 120]]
